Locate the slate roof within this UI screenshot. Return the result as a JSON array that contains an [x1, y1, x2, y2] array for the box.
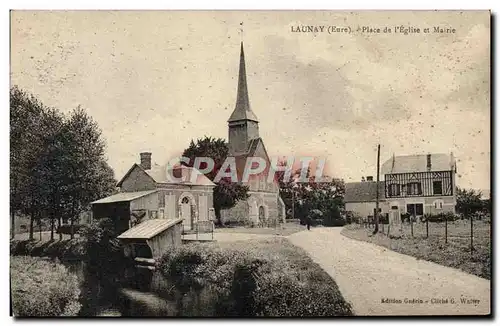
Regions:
[[345, 181, 385, 203], [117, 218, 183, 240], [228, 42, 259, 123], [116, 163, 215, 188], [146, 164, 215, 186], [381, 153, 454, 175], [91, 190, 158, 205]]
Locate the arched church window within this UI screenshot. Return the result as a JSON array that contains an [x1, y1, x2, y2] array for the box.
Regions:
[[181, 197, 190, 204]]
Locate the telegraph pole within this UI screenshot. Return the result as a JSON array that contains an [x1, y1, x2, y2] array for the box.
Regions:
[[373, 144, 381, 234]]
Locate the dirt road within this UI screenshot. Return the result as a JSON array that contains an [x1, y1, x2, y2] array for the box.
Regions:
[[288, 227, 491, 316]]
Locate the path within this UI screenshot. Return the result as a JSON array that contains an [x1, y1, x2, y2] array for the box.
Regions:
[[288, 227, 490, 316]]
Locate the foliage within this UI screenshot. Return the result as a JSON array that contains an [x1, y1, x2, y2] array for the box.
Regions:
[[181, 136, 249, 223], [78, 218, 123, 270], [456, 187, 485, 218], [276, 164, 345, 226], [157, 238, 353, 316], [10, 86, 117, 239], [10, 238, 87, 260], [422, 212, 459, 223], [10, 256, 81, 316]]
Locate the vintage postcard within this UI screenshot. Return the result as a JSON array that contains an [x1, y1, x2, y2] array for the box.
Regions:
[[9, 10, 491, 317]]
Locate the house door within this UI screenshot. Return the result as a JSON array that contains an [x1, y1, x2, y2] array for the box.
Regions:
[[390, 205, 401, 224], [181, 197, 192, 230]]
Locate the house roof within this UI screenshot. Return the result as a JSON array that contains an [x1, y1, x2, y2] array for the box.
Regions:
[[91, 190, 158, 205], [117, 218, 183, 240], [381, 153, 455, 175], [147, 164, 215, 186], [345, 181, 385, 203], [116, 163, 215, 188]]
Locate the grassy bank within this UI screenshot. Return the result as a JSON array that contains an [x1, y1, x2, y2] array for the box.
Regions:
[[10, 256, 82, 316], [158, 237, 353, 317], [341, 222, 491, 279]]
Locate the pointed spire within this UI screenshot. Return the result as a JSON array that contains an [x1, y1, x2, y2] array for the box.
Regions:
[[228, 42, 259, 123]]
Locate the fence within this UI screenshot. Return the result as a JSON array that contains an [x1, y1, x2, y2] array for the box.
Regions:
[[362, 216, 490, 252]]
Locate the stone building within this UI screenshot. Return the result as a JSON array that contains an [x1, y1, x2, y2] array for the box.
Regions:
[[93, 152, 216, 233], [220, 43, 286, 226]]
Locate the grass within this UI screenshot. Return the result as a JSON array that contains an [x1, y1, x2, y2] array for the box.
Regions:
[[158, 237, 353, 316], [10, 256, 82, 316], [215, 221, 306, 236], [341, 221, 491, 280]]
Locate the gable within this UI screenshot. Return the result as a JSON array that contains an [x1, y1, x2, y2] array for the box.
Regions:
[[118, 164, 157, 192]]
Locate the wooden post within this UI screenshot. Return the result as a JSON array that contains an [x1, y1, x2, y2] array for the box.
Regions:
[[373, 144, 381, 234], [426, 219, 429, 238], [445, 215, 448, 244], [470, 212, 474, 252], [410, 216, 414, 237]]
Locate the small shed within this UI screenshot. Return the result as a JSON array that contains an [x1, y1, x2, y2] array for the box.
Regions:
[[117, 218, 183, 260], [91, 190, 159, 234]]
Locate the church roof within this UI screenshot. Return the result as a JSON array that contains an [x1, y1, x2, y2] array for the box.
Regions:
[[228, 42, 259, 123]]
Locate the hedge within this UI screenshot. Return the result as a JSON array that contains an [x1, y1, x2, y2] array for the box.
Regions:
[[157, 238, 353, 316], [10, 256, 81, 316]]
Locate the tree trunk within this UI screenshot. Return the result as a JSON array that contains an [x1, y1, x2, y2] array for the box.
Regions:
[[10, 210, 15, 239], [29, 212, 35, 241], [58, 217, 62, 241], [50, 218, 54, 241]]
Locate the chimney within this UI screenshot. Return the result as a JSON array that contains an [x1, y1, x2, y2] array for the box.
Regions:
[[140, 152, 152, 170], [366, 176, 374, 182], [426, 154, 432, 171]]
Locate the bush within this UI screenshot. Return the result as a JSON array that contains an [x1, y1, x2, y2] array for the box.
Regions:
[[422, 212, 459, 223], [157, 238, 353, 316], [10, 256, 81, 316], [10, 238, 86, 260]]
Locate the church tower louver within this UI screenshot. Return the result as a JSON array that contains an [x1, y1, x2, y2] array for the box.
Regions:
[[220, 42, 286, 227], [228, 42, 260, 155]]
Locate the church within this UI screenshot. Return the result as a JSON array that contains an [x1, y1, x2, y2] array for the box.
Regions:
[[219, 43, 286, 226]]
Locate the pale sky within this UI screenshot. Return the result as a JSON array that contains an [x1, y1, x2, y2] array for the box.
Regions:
[[10, 10, 490, 190]]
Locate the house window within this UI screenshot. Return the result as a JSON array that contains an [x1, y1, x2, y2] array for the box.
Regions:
[[407, 182, 422, 195], [388, 184, 400, 197], [433, 181, 443, 195], [434, 200, 444, 210]]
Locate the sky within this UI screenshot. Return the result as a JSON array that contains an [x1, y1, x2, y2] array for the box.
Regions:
[[10, 10, 491, 191]]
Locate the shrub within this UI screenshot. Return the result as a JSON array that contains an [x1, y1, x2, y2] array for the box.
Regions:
[[10, 256, 81, 316]]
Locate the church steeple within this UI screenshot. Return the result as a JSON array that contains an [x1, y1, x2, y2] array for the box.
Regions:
[[228, 42, 259, 123], [227, 42, 260, 155]]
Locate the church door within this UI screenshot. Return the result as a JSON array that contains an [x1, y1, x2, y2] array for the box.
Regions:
[[258, 206, 265, 224], [181, 197, 192, 230]]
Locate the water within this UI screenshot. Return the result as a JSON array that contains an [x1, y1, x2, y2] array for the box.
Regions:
[[65, 260, 178, 317]]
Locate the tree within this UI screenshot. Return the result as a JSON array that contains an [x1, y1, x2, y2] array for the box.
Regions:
[[60, 107, 116, 238], [10, 86, 54, 239], [182, 136, 249, 223], [10, 86, 117, 240], [456, 187, 483, 218], [275, 164, 345, 226]]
